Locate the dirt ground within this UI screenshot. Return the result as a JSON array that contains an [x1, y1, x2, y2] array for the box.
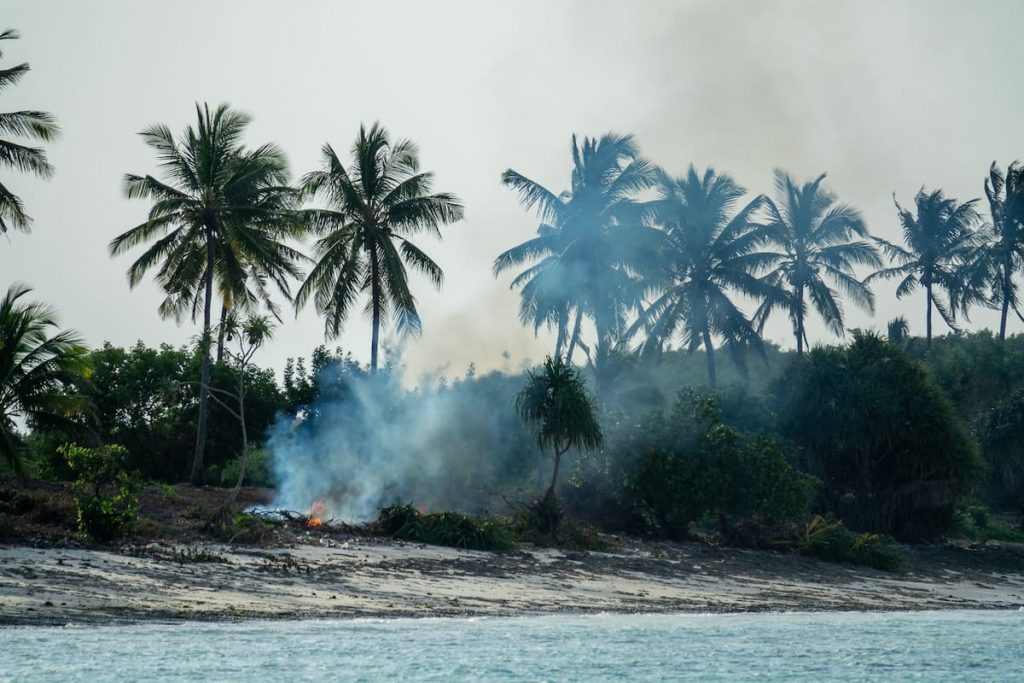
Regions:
[[2, 480, 1023, 626]]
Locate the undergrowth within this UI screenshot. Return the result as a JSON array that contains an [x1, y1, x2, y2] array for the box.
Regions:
[[796, 515, 903, 572], [375, 503, 517, 552]]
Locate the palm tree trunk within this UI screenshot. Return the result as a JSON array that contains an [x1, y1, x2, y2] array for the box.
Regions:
[[1000, 260, 1012, 341], [554, 309, 567, 359], [190, 240, 215, 485], [926, 283, 933, 347], [565, 308, 584, 365], [702, 326, 717, 390], [215, 302, 228, 363], [233, 384, 248, 494], [228, 373, 248, 504], [370, 244, 381, 373], [795, 286, 805, 356], [545, 444, 569, 501]]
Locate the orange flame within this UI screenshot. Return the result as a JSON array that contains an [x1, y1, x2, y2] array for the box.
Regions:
[[307, 499, 328, 528]]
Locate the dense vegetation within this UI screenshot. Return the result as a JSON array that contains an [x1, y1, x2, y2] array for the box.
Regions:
[[2, 27, 1023, 556]]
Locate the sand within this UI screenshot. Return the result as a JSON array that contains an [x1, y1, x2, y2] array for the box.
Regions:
[[2, 535, 1023, 626]]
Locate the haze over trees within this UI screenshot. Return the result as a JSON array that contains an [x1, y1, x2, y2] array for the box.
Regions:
[[631, 167, 774, 388], [754, 171, 882, 355], [495, 134, 657, 389], [515, 355, 602, 502], [982, 162, 1024, 340], [869, 189, 981, 346], [4, 25, 1024, 552]]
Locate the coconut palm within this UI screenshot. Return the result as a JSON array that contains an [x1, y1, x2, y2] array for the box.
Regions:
[[494, 133, 656, 367], [109, 103, 302, 484], [295, 123, 463, 373], [755, 171, 882, 354], [515, 355, 602, 503], [0, 284, 89, 480], [982, 161, 1024, 340], [867, 189, 981, 345], [0, 28, 60, 235], [158, 240, 297, 362], [886, 316, 910, 344], [631, 167, 776, 388]]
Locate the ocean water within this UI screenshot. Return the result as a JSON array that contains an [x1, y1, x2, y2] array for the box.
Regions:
[[1, 610, 1022, 682]]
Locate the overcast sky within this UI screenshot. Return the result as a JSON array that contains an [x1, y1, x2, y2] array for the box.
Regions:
[[2, 0, 1023, 383]]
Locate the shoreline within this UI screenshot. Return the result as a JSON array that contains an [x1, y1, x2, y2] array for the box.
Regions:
[[3, 536, 1023, 627]]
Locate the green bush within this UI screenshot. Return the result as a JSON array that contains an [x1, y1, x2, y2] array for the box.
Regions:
[[617, 393, 817, 541], [797, 515, 902, 571], [376, 503, 516, 552], [60, 443, 140, 542], [219, 448, 274, 488], [980, 389, 1024, 525], [777, 332, 981, 541]]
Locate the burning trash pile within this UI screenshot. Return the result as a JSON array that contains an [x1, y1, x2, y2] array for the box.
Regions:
[[240, 499, 519, 552], [244, 498, 357, 536]]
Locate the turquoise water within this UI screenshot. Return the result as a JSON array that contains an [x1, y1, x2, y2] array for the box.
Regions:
[[2, 611, 1022, 681]]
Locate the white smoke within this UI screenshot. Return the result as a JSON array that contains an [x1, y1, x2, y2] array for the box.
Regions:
[[266, 361, 538, 521]]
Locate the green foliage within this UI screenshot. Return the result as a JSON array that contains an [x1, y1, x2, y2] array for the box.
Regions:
[[295, 122, 463, 372], [979, 388, 1024, 522], [756, 171, 881, 353], [521, 493, 564, 536], [219, 448, 273, 488], [30, 342, 285, 483], [376, 503, 516, 552], [0, 285, 89, 480], [195, 506, 272, 544], [796, 516, 903, 572], [60, 443, 140, 542], [980, 161, 1024, 339], [155, 482, 178, 502], [918, 332, 1024, 426], [952, 506, 1024, 542], [0, 28, 60, 234], [778, 331, 981, 540], [516, 356, 603, 455], [615, 392, 816, 541], [516, 356, 603, 506], [495, 133, 657, 394], [869, 189, 982, 341], [631, 166, 775, 388]]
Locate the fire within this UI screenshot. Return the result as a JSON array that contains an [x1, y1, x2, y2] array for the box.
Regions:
[[307, 499, 328, 528]]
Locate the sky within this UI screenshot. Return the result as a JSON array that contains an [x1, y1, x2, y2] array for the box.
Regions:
[[2, 0, 1023, 384]]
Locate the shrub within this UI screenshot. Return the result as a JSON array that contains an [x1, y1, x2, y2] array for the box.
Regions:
[[777, 331, 981, 541], [980, 389, 1024, 525], [376, 503, 516, 552], [219, 448, 274, 488], [797, 515, 902, 571], [60, 443, 140, 542], [617, 393, 817, 541]]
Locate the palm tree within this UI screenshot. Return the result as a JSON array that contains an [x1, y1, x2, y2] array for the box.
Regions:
[[494, 133, 656, 368], [982, 161, 1024, 340], [886, 316, 910, 344], [0, 284, 89, 480], [0, 28, 60, 235], [867, 189, 981, 345], [295, 123, 463, 373], [109, 103, 302, 484], [755, 171, 882, 354], [515, 355, 602, 503], [158, 239, 298, 363], [631, 167, 776, 389]]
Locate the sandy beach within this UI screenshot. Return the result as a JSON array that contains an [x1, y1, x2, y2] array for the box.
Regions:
[[2, 535, 1023, 626]]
